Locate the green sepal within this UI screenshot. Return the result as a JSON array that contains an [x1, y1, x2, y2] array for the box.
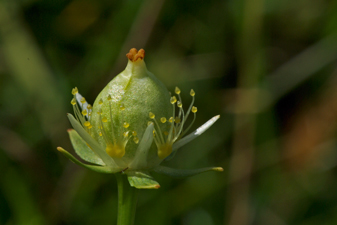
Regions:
[[153, 165, 223, 178], [126, 171, 160, 189], [68, 129, 105, 166], [57, 147, 122, 174]]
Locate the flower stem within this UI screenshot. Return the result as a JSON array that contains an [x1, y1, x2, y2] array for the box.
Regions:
[[115, 173, 138, 225]]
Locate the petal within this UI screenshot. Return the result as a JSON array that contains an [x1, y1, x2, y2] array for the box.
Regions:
[[57, 147, 122, 173], [126, 171, 160, 189], [153, 165, 223, 178], [67, 113, 122, 168], [75, 93, 90, 118], [172, 115, 220, 152], [128, 123, 154, 169], [68, 129, 105, 166]]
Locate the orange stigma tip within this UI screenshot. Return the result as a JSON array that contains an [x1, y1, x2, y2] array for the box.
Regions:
[[126, 48, 145, 62]]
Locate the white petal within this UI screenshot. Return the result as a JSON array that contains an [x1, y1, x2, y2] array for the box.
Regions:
[[172, 115, 220, 152], [129, 124, 154, 169], [67, 113, 121, 168], [76, 92, 90, 119]]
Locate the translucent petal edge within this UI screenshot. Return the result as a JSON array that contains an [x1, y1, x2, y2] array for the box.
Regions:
[[68, 129, 105, 166], [57, 147, 122, 174], [153, 165, 223, 178], [129, 124, 154, 169], [172, 115, 220, 152], [67, 113, 120, 168]]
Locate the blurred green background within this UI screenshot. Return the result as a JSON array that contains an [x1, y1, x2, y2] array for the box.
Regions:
[[1, 0, 337, 224]]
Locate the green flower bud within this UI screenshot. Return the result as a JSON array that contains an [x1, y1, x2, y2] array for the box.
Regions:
[[90, 48, 171, 168], [58, 48, 222, 189]]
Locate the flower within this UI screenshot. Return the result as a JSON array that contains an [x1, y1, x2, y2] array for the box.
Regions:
[[57, 48, 222, 189]]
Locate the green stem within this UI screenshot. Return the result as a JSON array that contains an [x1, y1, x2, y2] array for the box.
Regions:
[[115, 173, 139, 225]]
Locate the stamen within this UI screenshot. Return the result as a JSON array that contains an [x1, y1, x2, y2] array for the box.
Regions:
[[80, 97, 86, 104], [107, 95, 112, 101], [190, 89, 195, 96], [132, 131, 137, 136], [175, 87, 181, 94], [169, 117, 174, 123], [87, 104, 92, 110], [99, 98, 103, 105], [160, 117, 167, 123], [170, 96, 177, 104], [123, 122, 129, 128], [177, 101, 182, 108], [175, 117, 181, 123], [133, 137, 139, 144], [71, 98, 76, 105], [120, 104, 125, 111], [123, 131, 129, 137], [82, 110, 87, 116], [192, 106, 197, 113], [72, 87, 78, 95], [102, 117, 108, 122], [149, 112, 155, 119], [84, 121, 91, 127]]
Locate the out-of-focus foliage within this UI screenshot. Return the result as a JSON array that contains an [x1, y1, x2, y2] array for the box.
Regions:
[[1, 0, 337, 224]]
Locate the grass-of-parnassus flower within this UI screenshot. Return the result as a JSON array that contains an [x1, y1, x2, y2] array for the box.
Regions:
[[57, 48, 222, 189]]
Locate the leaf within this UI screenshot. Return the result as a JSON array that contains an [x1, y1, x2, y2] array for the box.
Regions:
[[57, 147, 122, 174], [68, 129, 105, 166], [153, 165, 223, 178], [126, 171, 160, 189]]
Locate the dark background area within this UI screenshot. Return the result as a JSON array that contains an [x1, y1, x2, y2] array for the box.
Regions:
[[1, 0, 337, 224]]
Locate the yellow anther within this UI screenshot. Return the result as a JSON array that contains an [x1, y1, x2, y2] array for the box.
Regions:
[[82, 110, 87, 116], [192, 106, 197, 113], [99, 132, 103, 136], [123, 122, 129, 128], [88, 125, 92, 129], [164, 131, 169, 135], [175, 117, 181, 123], [102, 117, 108, 122], [169, 117, 174, 123], [87, 104, 92, 110], [177, 101, 182, 108], [71, 98, 76, 105], [149, 112, 155, 119], [123, 131, 129, 137], [175, 87, 181, 94], [107, 95, 112, 101], [160, 117, 167, 123], [72, 87, 78, 95], [133, 137, 139, 144], [99, 98, 103, 105], [84, 121, 91, 127], [80, 97, 86, 104], [88, 112, 92, 117], [97, 109, 102, 115], [98, 125, 102, 129], [190, 89, 195, 96], [132, 131, 137, 136], [170, 96, 177, 104], [120, 104, 125, 111], [147, 121, 153, 126]]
